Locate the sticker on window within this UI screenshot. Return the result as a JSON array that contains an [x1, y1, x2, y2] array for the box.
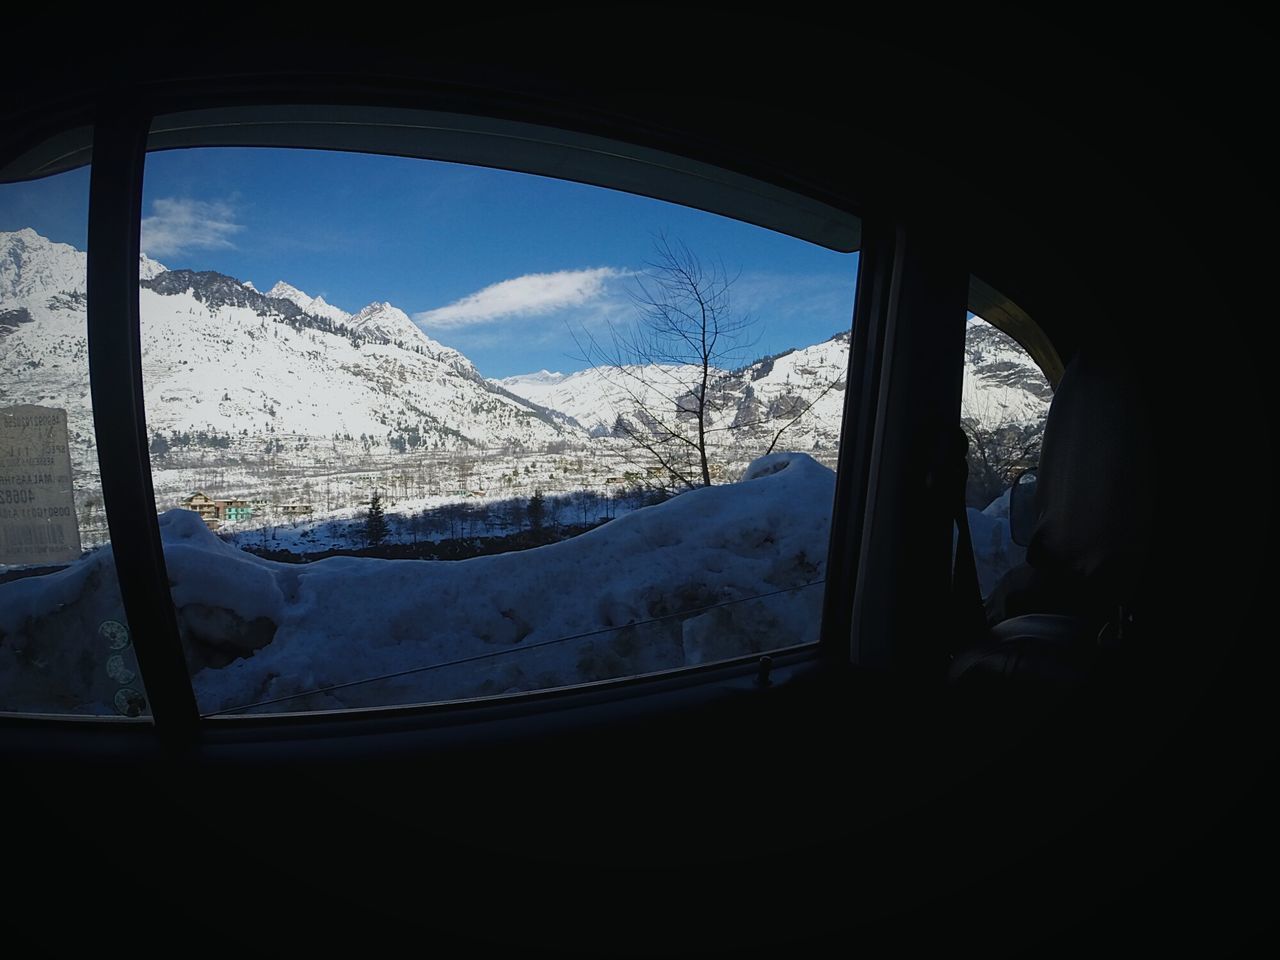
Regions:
[[0, 404, 82, 564]]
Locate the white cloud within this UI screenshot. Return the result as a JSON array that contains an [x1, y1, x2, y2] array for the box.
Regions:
[[415, 267, 627, 330], [141, 197, 243, 258]]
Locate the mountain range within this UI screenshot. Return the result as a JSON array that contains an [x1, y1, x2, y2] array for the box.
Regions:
[[1, 228, 1050, 490]]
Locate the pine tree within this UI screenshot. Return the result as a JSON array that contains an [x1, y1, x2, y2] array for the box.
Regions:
[[527, 488, 545, 534], [365, 489, 388, 547]]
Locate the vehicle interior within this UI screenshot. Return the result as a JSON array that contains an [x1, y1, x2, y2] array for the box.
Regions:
[[2, 15, 1272, 955]]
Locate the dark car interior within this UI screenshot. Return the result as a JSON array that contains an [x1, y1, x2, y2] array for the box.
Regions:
[[954, 344, 1156, 687], [2, 15, 1272, 955]]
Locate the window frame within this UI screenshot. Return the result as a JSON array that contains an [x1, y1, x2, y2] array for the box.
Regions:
[[967, 275, 1063, 389], [1, 93, 974, 749], [959, 286, 1059, 601]]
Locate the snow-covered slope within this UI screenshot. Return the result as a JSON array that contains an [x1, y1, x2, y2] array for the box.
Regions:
[[139, 252, 169, 281], [704, 331, 850, 454], [138, 274, 574, 448], [502, 369, 568, 389], [499, 331, 852, 458], [2, 230, 105, 502], [1, 229, 167, 304], [346, 300, 418, 344], [0, 230, 575, 465], [498, 363, 706, 436], [0, 452, 834, 714], [1, 228, 87, 306], [501, 321, 1051, 458], [962, 317, 1053, 425], [263, 285, 481, 380]]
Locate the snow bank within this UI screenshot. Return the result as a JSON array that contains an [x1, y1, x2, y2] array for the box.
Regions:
[[967, 489, 1027, 597], [1, 453, 835, 715], [0, 548, 146, 715]]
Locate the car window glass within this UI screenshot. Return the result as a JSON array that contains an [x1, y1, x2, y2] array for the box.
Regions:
[[136, 145, 861, 715], [0, 164, 150, 717], [961, 313, 1053, 597]]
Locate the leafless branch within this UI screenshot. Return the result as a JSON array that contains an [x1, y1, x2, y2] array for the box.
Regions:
[[764, 376, 843, 455], [568, 234, 759, 489]]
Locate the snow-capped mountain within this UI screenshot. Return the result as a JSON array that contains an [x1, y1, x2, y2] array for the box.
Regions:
[[139, 271, 572, 447], [1, 229, 169, 304], [346, 300, 417, 344], [263, 281, 480, 375], [259, 283, 486, 386], [1, 228, 88, 306], [499, 331, 852, 458], [702, 331, 851, 454], [266, 280, 350, 324], [498, 363, 706, 437], [139, 252, 169, 281], [1, 227, 1052, 519], [0, 230, 576, 472], [961, 317, 1053, 425], [500, 321, 1051, 460], [505, 369, 568, 387]]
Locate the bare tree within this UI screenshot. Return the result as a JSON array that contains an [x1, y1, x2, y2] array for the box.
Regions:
[[574, 236, 758, 491], [960, 390, 1045, 508], [761, 376, 845, 457]]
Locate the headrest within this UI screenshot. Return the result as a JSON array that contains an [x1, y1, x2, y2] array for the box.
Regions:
[[1026, 348, 1154, 607]]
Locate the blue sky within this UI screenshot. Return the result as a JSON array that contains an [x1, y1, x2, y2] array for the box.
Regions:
[[2, 148, 859, 378]]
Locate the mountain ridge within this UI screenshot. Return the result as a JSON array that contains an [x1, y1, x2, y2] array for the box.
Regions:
[[1, 228, 1051, 517]]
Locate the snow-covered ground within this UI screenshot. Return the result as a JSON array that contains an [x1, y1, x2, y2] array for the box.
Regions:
[[2, 453, 840, 716], [967, 488, 1027, 597], [1, 452, 1031, 717], [216, 485, 645, 554], [0, 543, 142, 716]]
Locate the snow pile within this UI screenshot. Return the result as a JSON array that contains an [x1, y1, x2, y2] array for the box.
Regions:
[[0, 548, 146, 715], [967, 488, 1027, 597], [0, 453, 835, 715]]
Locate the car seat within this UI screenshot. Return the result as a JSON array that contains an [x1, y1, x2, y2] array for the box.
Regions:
[[950, 346, 1155, 688]]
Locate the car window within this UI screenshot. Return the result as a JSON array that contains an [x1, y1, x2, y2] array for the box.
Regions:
[[0, 164, 150, 717], [127, 144, 861, 715], [961, 312, 1053, 597]]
